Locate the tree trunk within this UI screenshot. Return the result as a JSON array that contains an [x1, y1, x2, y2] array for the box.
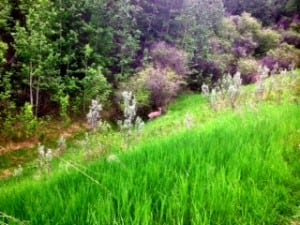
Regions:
[[35, 75, 40, 116], [29, 61, 34, 106]]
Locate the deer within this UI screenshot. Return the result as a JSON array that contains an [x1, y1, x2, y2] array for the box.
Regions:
[[148, 107, 163, 120]]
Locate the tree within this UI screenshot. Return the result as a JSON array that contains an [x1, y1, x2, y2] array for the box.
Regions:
[[14, 0, 59, 115], [223, 0, 289, 25], [0, 0, 14, 124], [101, 0, 141, 80], [179, 0, 224, 59], [285, 0, 300, 15]]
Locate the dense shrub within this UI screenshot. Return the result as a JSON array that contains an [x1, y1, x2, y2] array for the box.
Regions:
[[81, 66, 112, 113], [260, 56, 280, 72], [209, 53, 236, 74], [237, 58, 259, 83], [128, 66, 186, 108], [150, 42, 187, 76], [282, 30, 300, 48], [290, 22, 300, 33], [59, 95, 70, 124], [285, 0, 300, 15], [237, 13, 262, 35], [188, 60, 223, 91], [255, 29, 281, 56], [232, 36, 258, 57], [267, 43, 300, 67], [124, 70, 151, 109], [147, 67, 186, 107], [223, 0, 288, 25], [205, 12, 298, 90], [209, 37, 228, 54], [1, 103, 40, 141], [277, 17, 293, 30], [217, 17, 239, 42], [0, 41, 7, 63]]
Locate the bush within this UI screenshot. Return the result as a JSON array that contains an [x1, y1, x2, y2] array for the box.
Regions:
[[147, 67, 186, 107], [188, 59, 222, 91], [267, 43, 300, 68], [126, 42, 188, 108], [209, 53, 236, 74], [0, 41, 7, 63], [282, 30, 300, 48], [81, 66, 112, 112], [59, 95, 70, 124], [20, 103, 39, 138], [2, 103, 40, 140], [129, 66, 186, 108], [232, 36, 258, 57], [255, 29, 281, 56], [124, 70, 151, 109], [237, 58, 259, 83], [150, 42, 187, 76], [217, 17, 239, 42], [237, 12, 262, 35], [260, 56, 279, 72]]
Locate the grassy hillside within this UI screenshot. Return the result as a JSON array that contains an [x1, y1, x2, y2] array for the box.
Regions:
[[0, 74, 300, 225]]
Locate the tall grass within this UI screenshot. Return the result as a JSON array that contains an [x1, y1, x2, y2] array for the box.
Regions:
[[0, 101, 299, 225]]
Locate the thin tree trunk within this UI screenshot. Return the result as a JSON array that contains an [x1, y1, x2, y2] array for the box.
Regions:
[[29, 61, 34, 106], [83, 63, 87, 113], [35, 75, 40, 116], [59, 0, 62, 76], [181, 26, 188, 49]]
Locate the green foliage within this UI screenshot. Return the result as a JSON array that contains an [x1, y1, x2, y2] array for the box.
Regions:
[[217, 17, 239, 43], [214, 54, 235, 76], [255, 29, 281, 56], [0, 0, 11, 30], [0, 72, 12, 107], [59, 95, 70, 124], [285, 0, 300, 14], [81, 66, 111, 111], [223, 0, 289, 25], [282, 29, 300, 48], [130, 66, 186, 108], [124, 72, 151, 109], [1, 102, 40, 140], [14, 0, 59, 115], [237, 58, 259, 83], [20, 103, 39, 138], [1, 104, 17, 140], [0, 0, 297, 132], [237, 12, 262, 35], [179, 0, 225, 58], [101, 0, 141, 78], [293, 74, 300, 104], [0, 41, 7, 63], [268, 43, 300, 67]]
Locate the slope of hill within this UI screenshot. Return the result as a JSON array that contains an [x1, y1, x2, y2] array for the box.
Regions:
[[0, 72, 299, 225]]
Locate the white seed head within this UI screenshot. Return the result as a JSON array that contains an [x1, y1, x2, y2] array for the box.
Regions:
[[201, 83, 210, 97], [45, 149, 53, 162], [107, 154, 120, 163]]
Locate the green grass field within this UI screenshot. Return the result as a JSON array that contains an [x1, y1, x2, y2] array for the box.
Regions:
[[0, 73, 300, 225]]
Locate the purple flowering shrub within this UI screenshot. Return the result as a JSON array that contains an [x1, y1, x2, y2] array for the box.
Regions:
[[150, 42, 187, 76], [146, 67, 186, 107], [232, 36, 258, 57], [126, 65, 186, 109], [282, 30, 300, 48]]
